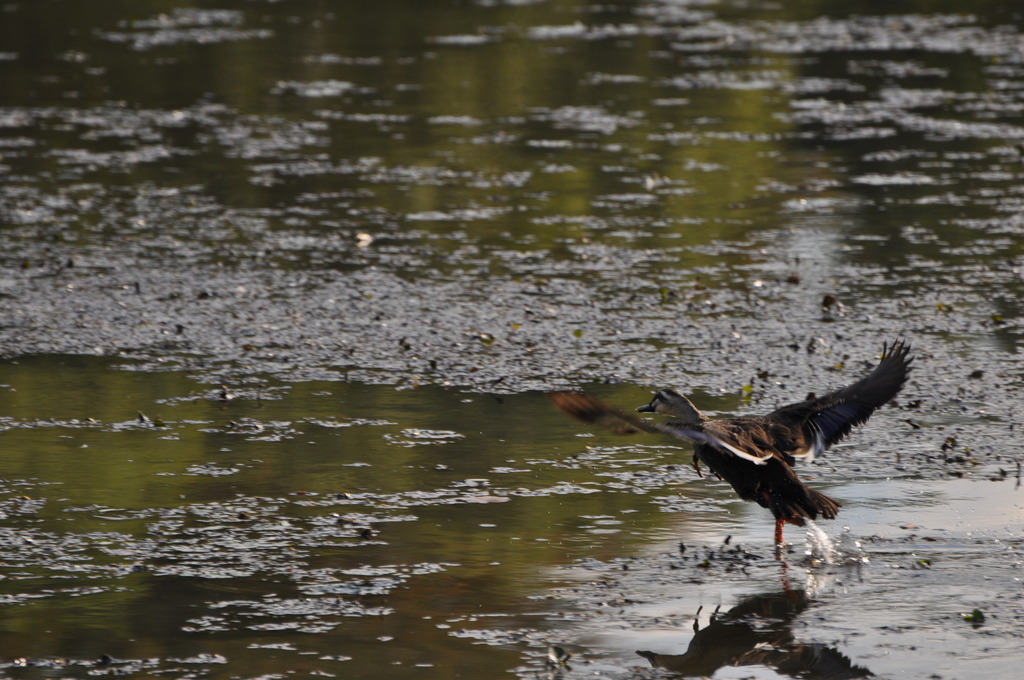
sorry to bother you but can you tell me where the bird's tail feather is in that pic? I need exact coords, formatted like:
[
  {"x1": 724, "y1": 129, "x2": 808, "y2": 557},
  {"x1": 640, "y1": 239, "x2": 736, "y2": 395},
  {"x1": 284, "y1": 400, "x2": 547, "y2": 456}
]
[
  {"x1": 807, "y1": 488, "x2": 841, "y2": 519},
  {"x1": 775, "y1": 488, "x2": 841, "y2": 526}
]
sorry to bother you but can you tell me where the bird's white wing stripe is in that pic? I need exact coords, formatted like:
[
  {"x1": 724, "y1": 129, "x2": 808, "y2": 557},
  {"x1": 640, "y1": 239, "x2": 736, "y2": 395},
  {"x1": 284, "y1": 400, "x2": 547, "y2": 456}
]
[
  {"x1": 654, "y1": 422, "x2": 772, "y2": 466},
  {"x1": 707, "y1": 434, "x2": 772, "y2": 466}
]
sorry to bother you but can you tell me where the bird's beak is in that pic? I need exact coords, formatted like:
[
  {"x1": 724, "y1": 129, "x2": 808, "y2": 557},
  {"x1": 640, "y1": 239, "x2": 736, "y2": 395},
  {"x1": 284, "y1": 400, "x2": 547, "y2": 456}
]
[{"x1": 636, "y1": 402, "x2": 655, "y2": 413}]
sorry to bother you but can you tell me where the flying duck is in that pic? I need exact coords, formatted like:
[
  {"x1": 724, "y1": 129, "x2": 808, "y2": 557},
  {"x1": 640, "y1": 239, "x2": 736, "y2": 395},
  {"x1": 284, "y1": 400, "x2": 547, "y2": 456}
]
[{"x1": 548, "y1": 340, "x2": 913, "y2": 546}]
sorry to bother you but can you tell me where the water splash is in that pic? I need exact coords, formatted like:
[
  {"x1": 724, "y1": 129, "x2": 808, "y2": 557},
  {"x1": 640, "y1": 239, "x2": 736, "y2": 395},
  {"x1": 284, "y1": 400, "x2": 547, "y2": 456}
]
[
  {"x1": 803, "y1": 524, "x2": 872, "y2": 596},
  {"x1": 804, "y1": 519, "x2": 837, "y2": 565},
  {"x1": 804, "y1": 522, "x2": 870, "y2": 566},
  {"x1": 836, "y1": 526, "x2": 870, "y2": 565}
]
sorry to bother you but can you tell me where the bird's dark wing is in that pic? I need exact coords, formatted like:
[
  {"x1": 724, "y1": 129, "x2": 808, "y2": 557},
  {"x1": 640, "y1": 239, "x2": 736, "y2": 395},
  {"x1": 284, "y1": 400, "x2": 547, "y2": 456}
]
[
  {"x1": 768, "y1": 339, "x2": 912, "y2": 458},
  {"x1": 548, "y1": 392, "x2": 773, "y2": 465},
  {"x1": 547, "y1": 391, "x2": 663, "y2": 435}
]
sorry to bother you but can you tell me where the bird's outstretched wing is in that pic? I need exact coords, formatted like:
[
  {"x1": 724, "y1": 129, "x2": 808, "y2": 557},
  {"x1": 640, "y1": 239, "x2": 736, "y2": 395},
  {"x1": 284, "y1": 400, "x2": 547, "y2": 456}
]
[
  {"x1": 548, "y1": 391, "x2": 658, "y2": 435},
  {"x1": 548, "y1": 391, "x2": 773, "y2": 465},
  {"x1": 768, "y1": 339, "x2": 913, "y2": 459}
]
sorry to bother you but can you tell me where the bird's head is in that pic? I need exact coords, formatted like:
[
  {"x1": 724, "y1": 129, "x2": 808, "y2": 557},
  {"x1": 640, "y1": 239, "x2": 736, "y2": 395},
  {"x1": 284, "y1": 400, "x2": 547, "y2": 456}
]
[{"x1": 637, "y1": 388, "x2": 704, "y2": 425}]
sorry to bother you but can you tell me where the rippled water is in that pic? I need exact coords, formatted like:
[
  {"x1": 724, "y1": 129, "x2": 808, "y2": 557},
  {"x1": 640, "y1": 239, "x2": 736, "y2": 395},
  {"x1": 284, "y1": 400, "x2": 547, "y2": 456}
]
[{"x1": 3, "y1": 1, "x2": 1024, "y2": 678}]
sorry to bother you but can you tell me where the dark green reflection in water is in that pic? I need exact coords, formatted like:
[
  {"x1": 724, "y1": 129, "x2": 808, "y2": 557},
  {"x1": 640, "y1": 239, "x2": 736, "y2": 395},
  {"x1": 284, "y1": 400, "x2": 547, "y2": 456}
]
[{"x1": 0, "y1": 355, "x2": 739, "y2": 677}]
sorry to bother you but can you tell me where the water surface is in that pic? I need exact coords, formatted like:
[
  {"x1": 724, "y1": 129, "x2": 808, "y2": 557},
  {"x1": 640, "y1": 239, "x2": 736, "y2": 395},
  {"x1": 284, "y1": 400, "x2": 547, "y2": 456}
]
[{"x1": 3, "y1": 1, "x2": 1024, "y2": 678}]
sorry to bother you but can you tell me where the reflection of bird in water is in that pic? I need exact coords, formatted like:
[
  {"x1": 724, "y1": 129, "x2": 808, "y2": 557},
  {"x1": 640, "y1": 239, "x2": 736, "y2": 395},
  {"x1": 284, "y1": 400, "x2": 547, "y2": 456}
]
[
  {"x1": 549, "y1": 340, "x2": 912, "y2": 547},
  {"x1": 637, "y1": 590, "x2": 873, "y2": 679}
]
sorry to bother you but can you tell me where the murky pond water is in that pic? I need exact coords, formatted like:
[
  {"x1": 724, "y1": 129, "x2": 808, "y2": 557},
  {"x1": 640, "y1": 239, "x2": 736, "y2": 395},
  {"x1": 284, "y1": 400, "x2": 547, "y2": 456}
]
[
  {"x1": 3, "y1": 0, "x2": 1024, "y2": 678},
  {"x1": 1, "y1": 356, "x2": 1022, "y2": 679}
]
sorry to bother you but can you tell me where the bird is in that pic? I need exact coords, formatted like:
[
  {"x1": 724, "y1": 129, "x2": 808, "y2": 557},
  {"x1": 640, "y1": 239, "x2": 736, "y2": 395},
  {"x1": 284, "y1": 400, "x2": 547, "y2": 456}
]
[{"x1": 548, "y1": 339, "x2": 912, "y2": 547}]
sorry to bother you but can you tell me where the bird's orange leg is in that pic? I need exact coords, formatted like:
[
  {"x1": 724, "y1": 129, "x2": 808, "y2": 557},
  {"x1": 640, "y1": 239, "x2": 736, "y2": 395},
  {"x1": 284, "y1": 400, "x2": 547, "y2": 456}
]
[{"x1": 774, "y1": 518, "x2": 785, "y2": 548}]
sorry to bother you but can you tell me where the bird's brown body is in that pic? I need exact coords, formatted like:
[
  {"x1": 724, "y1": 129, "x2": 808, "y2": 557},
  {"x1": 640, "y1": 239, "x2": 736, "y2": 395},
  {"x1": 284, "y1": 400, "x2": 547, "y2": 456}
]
[{"x1": 549, "y1": 340, "x2": 913, "y2": 545}]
